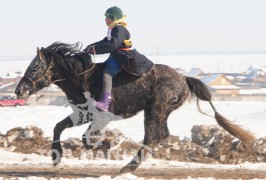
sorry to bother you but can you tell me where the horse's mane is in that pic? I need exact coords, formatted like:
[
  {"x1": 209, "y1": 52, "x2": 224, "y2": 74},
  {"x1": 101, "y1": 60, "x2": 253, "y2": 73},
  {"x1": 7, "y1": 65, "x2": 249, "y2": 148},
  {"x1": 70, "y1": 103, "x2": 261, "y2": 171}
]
[
  {"x1": 43, "y1": 42, "x2": 94, "y2": 80},
  {"x1": 45, "y1": 42, "x2": 83, "y2": 57}
]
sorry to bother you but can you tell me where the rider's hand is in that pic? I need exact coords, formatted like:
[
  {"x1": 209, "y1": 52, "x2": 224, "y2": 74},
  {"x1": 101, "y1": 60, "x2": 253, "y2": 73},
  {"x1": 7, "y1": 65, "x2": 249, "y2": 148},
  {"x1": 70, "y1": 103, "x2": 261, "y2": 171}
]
[{"x1": 85, "y1": 46, "x2": 95, "y2": 55}]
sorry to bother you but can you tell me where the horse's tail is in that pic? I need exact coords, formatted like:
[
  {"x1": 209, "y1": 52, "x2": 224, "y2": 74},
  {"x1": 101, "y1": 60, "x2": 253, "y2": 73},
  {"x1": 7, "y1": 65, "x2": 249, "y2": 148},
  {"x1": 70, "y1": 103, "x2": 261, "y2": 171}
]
[{"x1": 185, "y1": 76, "x2": 256, "y2": 143}]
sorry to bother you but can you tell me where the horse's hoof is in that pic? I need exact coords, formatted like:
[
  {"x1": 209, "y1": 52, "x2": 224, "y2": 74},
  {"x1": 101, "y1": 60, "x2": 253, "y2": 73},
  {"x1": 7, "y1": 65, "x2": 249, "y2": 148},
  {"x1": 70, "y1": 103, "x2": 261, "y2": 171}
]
[
  {"x1": 83, "y1": 143, "x2": 94, "y2": 149},
  {"x1": 51, "y1": 149, "x2": 62, "y2": 166},
  {"x1": 120, "y1": 162, "x2": 139, "y2": 173},
  {"x1": 52, "y1": 156, "x2": 61, "y2": 167},
  {"x1": 53, "y1": 161, "x2": 60, "y2": 167}
]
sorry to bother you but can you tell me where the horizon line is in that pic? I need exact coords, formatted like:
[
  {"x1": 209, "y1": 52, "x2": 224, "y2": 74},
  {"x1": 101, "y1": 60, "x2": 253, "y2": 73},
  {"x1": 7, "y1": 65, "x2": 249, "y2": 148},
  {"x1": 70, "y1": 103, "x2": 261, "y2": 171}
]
[{"x1": 1, "y1": 50, "x2": 266, "y2": 60}]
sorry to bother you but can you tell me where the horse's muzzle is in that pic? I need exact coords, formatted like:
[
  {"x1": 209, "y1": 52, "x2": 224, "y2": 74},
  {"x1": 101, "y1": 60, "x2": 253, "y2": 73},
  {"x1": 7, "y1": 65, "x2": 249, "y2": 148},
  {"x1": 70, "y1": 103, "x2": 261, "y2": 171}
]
[{"x1": 15, "y1": 84, "x2": 30, "y2": 100}]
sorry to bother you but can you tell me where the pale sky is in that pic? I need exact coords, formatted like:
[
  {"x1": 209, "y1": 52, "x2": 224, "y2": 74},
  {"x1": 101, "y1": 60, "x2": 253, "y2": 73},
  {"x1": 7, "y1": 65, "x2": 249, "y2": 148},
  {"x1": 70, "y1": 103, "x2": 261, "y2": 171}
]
[{"x1": 1, "y1": 0, "x2": 266, "y2": 56}]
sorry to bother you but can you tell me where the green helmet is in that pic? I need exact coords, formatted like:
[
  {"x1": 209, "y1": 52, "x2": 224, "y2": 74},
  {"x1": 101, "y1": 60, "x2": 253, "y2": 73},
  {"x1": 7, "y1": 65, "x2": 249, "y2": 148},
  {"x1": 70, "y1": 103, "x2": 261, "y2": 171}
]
[{"x1": 105, "y1": 6, "x2": 123, "y2": 21}]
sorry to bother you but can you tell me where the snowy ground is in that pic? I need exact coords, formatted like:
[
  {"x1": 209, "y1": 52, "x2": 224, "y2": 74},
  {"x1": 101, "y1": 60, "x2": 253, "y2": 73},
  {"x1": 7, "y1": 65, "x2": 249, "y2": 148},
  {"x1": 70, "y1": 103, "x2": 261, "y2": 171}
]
[
  {"x1": 0, "y1": 148, "x2": 266, "y2": 180},
  {"x1": 0, "y1": 101, "x2": 266, "y2": 179},
  {"x1": 0, "y1": 101, "x2": 266, "y2": 142}
]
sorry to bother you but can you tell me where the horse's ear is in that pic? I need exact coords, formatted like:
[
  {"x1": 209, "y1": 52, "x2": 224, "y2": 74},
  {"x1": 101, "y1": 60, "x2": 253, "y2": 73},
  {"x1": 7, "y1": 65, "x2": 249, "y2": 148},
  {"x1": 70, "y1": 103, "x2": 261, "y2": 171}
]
[{"x1": 37, "y1": 47, "x2": 45, "y2": 62}]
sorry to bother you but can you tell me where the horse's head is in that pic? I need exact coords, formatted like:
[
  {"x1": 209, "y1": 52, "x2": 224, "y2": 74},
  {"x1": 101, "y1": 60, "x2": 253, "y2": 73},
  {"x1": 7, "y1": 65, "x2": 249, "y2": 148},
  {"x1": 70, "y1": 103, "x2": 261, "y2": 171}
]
[{"x1": 15, "y1": 47, "x2": 54, "y2": 99}]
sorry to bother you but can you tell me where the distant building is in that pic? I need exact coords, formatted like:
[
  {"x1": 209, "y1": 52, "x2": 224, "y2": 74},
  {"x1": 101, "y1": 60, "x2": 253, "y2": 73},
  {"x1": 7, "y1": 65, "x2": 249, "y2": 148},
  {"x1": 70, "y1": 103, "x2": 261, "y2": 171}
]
[
  {"x1": 240, "y1": 65, "x2": 266, "y2": 87},
  {"x1": 0, "y1": 82, "x2": 18, "y2": 93},
  {"x1": 175, "y1": 68, "x2": 187, "y2": 75},
  {"x1": 201, "y1": 74, "x2": 240, "y2": 96},
  {"x1": 243, "y1": 73, "x2": 266, "y2": 84},
  {"x1": 0, "y1": 72, "x2": 22, "y2": 84},
  {"x1": 187, "y1": 68, "x2": 204, "y2": 78},
  {"x1": 246, "y1": 65, "x2": 266, "y2": 75}
]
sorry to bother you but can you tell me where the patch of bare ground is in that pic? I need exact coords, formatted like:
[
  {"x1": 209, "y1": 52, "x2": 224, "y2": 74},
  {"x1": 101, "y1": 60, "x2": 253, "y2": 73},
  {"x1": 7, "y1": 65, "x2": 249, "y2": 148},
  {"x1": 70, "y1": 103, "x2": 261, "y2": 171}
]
[{"x1": 0, "y1": 125, "x2": 266, "y2": 179}]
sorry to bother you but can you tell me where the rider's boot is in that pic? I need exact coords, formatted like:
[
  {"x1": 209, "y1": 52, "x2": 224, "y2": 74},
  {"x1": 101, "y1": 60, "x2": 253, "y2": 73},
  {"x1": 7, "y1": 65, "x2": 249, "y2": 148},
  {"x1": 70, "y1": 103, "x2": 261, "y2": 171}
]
[{"x1": 95, "y1": 92, "x2": 111, "y2": 112}]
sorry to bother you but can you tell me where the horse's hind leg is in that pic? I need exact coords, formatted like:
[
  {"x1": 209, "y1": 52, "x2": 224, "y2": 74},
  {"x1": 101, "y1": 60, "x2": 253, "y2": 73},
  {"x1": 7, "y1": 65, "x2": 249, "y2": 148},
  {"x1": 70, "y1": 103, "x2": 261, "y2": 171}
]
[
  {"x1": 144, "y1": 105, "x2": 172, "y2": 144},
  {"x1": 52, "y1": 116, "x2": 73, "y2": 165},
  {"x1": 120, "y1": 105, "x2": 172, "y2": 173},
  {"x1": 121, "y1": 76, "x2": 189, "y2": 173}
]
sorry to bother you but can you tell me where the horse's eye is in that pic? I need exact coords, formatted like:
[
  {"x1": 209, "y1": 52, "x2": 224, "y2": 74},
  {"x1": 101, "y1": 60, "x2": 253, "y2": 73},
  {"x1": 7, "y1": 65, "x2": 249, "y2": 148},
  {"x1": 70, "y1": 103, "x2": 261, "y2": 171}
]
[{"x1": 31, "y1": 68, "x2": 37, "y2": 73}]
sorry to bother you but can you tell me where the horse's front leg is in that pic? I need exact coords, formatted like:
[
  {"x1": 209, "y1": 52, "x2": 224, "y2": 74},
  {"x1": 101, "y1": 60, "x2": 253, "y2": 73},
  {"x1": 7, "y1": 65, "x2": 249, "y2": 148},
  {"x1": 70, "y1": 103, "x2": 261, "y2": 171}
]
[
  {"x1": 82, "y1": 115, "x2": 111, "y2": 149},
  {"x1": 52, "y1": 116, "x2": 73, "y2": 166}
]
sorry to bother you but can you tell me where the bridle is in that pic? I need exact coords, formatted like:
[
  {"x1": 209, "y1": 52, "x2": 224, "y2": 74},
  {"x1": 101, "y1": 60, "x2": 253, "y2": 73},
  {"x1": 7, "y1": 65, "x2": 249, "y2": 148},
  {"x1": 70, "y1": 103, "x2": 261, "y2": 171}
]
[
  {"x1": 24, "y1": 58, "x2": 64, "y2": 101},
  {"x1": 23, "y1": 54, "x2": 96, "y2": 101},
  {"x1": 24, "y1": 59, "x2": 54, "y2": 86}
]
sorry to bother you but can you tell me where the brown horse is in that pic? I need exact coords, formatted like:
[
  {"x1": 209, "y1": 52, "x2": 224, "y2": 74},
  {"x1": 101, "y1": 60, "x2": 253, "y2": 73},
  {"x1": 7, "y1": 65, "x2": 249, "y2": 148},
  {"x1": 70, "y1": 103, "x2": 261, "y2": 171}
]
[{"x1": 15, "y1": 42, "x2": 255, "y2": 173}]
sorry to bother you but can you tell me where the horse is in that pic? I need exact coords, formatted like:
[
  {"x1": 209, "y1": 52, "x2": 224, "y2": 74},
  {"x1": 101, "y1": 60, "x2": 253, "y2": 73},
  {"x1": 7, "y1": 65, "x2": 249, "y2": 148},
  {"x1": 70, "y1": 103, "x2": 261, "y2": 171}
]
[{"x1": 15, "y1": 42, "x2": 255, "y2": 173}]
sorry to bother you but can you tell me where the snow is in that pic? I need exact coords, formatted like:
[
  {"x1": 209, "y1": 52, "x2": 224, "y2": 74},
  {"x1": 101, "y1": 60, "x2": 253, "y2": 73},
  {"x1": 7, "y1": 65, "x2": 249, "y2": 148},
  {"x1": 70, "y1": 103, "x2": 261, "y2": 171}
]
[
  {"x1": 209, "y1": 85, "x2": 240, "y2": 89},
  {"x1": 0, "y1": 148, "x2": 266, "y2": 180},
  {"x1": 1, "y1": 102, "x2": 266, "y2": 180},
  {"x1": 240, "y1": 88, "x2": 266, "y2": 94},
  {"x1": 3, "y1": 150, "x2": 266, "y2": 172},
  {"x1": 0, "y1": 101, "x2": 266, "y2": 142},
  {"x1": 149, "y1": 54, "x2": 266, "y2": 73}
]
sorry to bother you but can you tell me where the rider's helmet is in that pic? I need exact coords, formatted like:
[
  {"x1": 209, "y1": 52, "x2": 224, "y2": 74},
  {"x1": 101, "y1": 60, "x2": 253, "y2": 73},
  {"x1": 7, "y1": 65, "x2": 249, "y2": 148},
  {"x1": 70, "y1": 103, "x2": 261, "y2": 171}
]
[{"x1": 105, "y1": 6, "x2": 123, "y2": 21}]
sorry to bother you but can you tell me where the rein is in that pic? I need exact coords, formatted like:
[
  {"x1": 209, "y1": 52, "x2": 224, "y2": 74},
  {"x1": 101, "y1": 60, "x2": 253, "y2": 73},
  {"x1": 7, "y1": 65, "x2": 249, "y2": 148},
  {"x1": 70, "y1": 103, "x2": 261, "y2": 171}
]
[
  {"x1": 34, "y1": 78, "x2": 66, "y2": 101},
  {"x1": 76, "y1": 54, "x2": 96, "y2": 76},
  {"x1": 24, "y1": 60, "x2": 65, "y2": 101}
]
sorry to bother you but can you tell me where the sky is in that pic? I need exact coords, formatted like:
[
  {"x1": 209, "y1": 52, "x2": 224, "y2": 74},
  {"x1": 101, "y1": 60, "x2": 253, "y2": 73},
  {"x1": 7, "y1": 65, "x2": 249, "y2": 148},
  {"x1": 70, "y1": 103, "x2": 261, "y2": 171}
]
[{"x1": 1, "y1": 0, "x2": 266, "y2": 57}]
